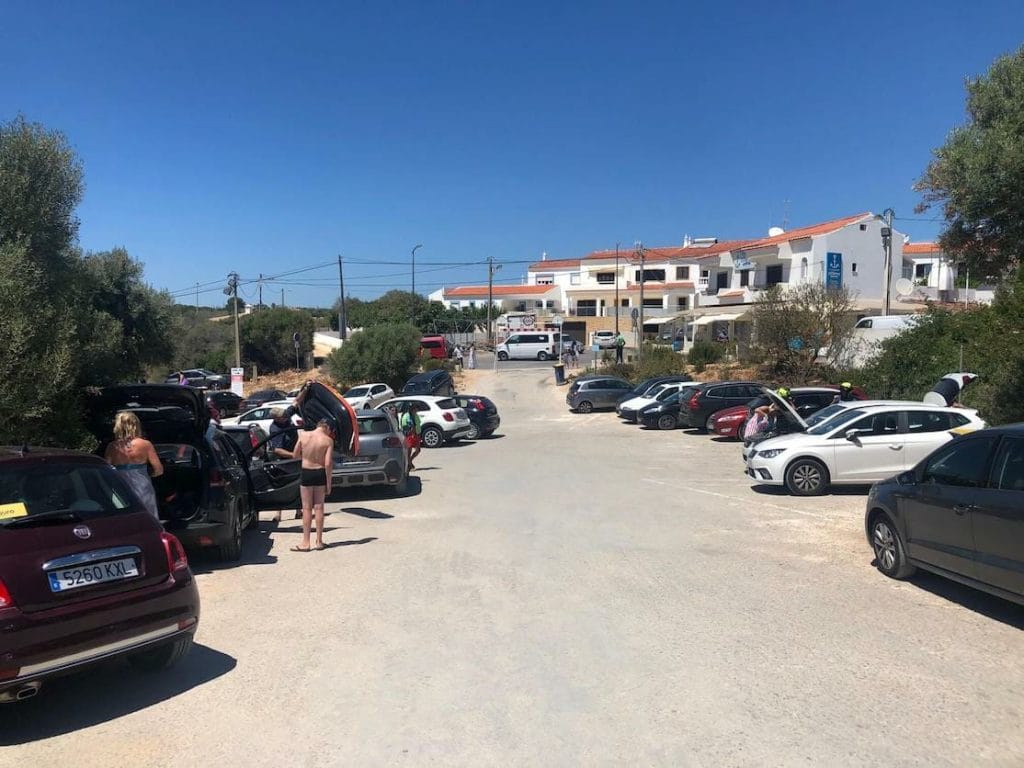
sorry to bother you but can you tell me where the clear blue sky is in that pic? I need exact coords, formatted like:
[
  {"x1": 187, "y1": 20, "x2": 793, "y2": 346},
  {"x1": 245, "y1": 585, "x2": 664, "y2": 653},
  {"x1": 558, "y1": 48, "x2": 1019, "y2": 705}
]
[{"x1": 3, "y1": 1, "x2": 1022, "y2": 306}]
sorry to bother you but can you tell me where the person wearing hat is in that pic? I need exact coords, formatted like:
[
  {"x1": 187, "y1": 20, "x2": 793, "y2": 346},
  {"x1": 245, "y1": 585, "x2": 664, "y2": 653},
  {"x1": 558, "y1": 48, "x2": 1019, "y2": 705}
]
[{"x1": 832, "y1": 382, "x2": 857, "y2": 404}]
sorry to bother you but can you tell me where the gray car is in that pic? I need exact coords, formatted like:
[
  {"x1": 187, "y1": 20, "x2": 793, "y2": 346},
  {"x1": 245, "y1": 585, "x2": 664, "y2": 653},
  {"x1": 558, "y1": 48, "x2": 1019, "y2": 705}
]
[
  {"x1": 566, "y1": 375, "x2": 633, "y2": 413},
  {"x1": 331, "y1": 408, "x2": 410, "y2": 496}
]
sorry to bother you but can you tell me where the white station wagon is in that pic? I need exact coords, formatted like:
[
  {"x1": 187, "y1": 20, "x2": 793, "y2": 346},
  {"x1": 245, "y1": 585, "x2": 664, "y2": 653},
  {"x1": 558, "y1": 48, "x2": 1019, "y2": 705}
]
[{"x1": 745, "y1": 401, "x2": 986, "y2": 495}]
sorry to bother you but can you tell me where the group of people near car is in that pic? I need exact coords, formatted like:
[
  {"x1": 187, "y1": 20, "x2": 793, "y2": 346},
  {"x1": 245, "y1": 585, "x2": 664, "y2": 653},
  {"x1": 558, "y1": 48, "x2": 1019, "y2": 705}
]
[{"x1": 452, "y1": 344, "x2": 477, "y2": 370}]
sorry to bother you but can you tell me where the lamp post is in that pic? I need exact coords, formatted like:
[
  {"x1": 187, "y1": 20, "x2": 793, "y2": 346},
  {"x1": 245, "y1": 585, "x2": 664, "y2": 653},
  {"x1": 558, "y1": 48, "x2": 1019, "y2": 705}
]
[
  {"x1": 635, "y1": 241, "x2": 646, "y2": 364},
  {"x1": 411, "y1": 244, "x2": 422, "y2": 325},
  {"x1": 614, "y1": 242, "x2": 620, "y2": 334},
  {"x1": 880, "y1": 209, "x2": 894, "y2": 315}
]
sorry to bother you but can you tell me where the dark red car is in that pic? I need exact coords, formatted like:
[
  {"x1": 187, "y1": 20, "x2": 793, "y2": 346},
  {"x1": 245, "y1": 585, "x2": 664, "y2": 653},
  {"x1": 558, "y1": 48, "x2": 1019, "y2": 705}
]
[
  {"x1": 710, "y1": 386, "x2": 868, "y2": 439},
  {"x1": 0, "y1": 449, "x2": 200, "y2": 703}
]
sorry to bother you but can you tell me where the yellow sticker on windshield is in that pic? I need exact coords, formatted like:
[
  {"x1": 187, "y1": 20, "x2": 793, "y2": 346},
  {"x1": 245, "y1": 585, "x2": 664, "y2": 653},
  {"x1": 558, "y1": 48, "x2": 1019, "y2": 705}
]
[{"x1": 0, "y1": 502, "x2": 28, "y2": 520}]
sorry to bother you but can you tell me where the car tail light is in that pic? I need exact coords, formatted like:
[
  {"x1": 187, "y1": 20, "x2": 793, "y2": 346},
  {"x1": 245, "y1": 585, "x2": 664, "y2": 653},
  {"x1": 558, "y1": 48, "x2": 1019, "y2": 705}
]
[
  {"x1": 161, "y1": 532, "x2": 190, "y2": 573},
  {"x1": 443, "y1": 412, "x2": 454, "y2": 422},
  {"x1": 383, "y1": 436, "x2": 401, "y2": 448},
  {"x1": 0, "y1": 577, "x2": 14, "y2": 609},
  {"x1": 209, "y1": 469, "x2": 228, "y2": 488},
  {"x1": 249, "y1": 430, "x2": 260, "y2": 449},
  {"x1": 688, "y1": 392, "x2": 701, "y2": 411}
]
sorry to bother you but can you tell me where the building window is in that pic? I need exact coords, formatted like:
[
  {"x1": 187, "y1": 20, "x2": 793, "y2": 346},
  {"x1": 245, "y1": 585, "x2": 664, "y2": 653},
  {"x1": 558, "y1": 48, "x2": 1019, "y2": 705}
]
[
  {"x1": 915, "y1": 263, "x2": 932, "y2": 279},
  {"x1": 740, "y1": 270, "x2": 750, "y2": 287},
  {"x1": 766, "y1": 264, "x2": 784, "y2": 285},
  {"x1": 514, "y1": 302, "x2": 527, "y2": 312},
  {"x1": 569, "y1": 272, "x2": 581, "y2": 285},
  {"x1": 852, "y1": 262, "x2": 858, "y2": 275},
  {"x1": 642, "y1": 297, "x2": 662, "y2": 308},
  {"x1": 545, "y1": 300, "x2": 555, "y2": 309},
  {"x1": 676, "y1": 296, "x2": 689, "y2": 310},
  {"x1": 596, "y1": 272, "x2": 615, "y2": 284},
  {"x1": 468, "y1": 301, "x2": 476, "y2": 309},
  {"x1": 634, "y1": 269, "x2": 666, "y2": 283},
  {"x1": 535, "y1": 301, "x2": 544, "y2": 308},
  {"x1": 675, "y1": 265, "x2": 690, "y2": 280},
  {"x1": 576, "y1": 299, "x2": 597, "y2": 316},
  {"x1": 715, "y1": 272, "x2": 728, "y2": 290},
  {"x1": 535, "y1": 273, "x2": 554, "y2": 285},
  {"x1": 800, "y1": 257, "x2": 808, "y2": 280},
  {"x1": 620, "y1": 298, "x2": 629, "y2": 307}
]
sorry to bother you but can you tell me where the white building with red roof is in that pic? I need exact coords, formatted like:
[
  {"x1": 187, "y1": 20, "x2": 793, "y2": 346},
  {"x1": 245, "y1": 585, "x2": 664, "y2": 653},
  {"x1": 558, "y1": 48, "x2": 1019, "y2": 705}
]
[{"x1": 428, "y1": 283, "x2": 562, "y2": 313}]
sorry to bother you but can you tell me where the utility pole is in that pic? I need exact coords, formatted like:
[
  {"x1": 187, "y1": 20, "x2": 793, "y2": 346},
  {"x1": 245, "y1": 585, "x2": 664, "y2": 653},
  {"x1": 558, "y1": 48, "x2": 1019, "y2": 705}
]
[
  {"x1": 258, "y1": 273, "x2": 263, "y2": 310},
  {"x1": 337, "y1": 254, "x2": 347, "y2": 340},
  {"x1": 636, "y1": 241, "x2": 646, "y2": 364},
  {"x1": 194, "y1": 282, "x2": 199, "y2": 317},
  {"x1": 881, "y1": 208, "x2": 895, "y2": 315},
  {"x1": 225, "y1": 272, "x2": 241, "y2": 368},
  {"x1": 281, "y1": 288, "x2": 285, "y2": 308},
  {"x1": 487, "y1": 256, "x2": 502, "y2": 347},
  {"x1": 411, "y1": 244, "x2": 422, "y2": 326},
  {"x1": 614, "y1": 242, "x2": 621, "y2": 334}
]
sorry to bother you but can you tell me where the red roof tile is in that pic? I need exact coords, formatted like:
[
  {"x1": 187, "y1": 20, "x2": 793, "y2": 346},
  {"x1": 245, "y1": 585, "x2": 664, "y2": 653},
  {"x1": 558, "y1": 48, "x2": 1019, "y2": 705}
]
[
  {"x1": 527, "y1": 258, "x2": 581, "y2": 270},
  {"x1": 444, "y1": 284, "x2": 556, "y2": 298},
  {"x1": 580, "y1": 241, "x2": 754, "y2": 263},
  {"x1": 903, "y1": 242, "x2": 942, "y2": 255},
  {"x1": 739, "y1": 213, "x2": 873, "y2": 251}
]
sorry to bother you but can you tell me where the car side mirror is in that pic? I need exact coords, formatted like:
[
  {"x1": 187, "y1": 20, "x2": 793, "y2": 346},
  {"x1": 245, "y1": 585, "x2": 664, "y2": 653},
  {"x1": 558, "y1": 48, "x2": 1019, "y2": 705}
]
[
  {"x1": 845, "y1": 429, "x2": 862, "y2": 445},
  {"x1": 897, "y1": 470, "x2": 917, "y2": 485}
]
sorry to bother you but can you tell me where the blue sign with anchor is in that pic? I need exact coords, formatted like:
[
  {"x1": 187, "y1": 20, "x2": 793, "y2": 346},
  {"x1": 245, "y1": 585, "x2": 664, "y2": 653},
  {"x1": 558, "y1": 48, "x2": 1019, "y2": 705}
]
[{"x1": 826, "y1": 252, "x2": 842, "y2": 290}]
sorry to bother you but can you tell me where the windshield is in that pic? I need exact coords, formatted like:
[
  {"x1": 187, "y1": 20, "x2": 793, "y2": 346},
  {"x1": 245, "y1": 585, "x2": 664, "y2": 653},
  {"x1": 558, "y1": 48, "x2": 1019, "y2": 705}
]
[
  {"x1": 357, "y1": 416, "x2": 394, "y2": 435},
  {"x1": 642, "y1": 383, "x2": 670, "y2": 398},
  {"x1": 0, "y1": 462, "x2": 136, "y2": 526},
  {"x1": 655, "y1": 386, "x2": 681, "y2": 402},
  {"x1": 806, "y1": 407, "x2": 867, "y2": 435},
  {"x1": 805, "y1": 403, "x2": 844, "y2": 427},
  {"x1": 345, "y1": 386, "x2": 369, "y2": 397}
]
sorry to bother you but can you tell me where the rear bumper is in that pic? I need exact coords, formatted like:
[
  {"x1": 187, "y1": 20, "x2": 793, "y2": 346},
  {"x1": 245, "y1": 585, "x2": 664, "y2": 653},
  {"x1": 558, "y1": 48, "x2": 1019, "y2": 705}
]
[
  {"x1": 446, "y1": 426, "x2": 473, "y2": 441},
  {"x1": 332, "y1": 457, "x2": 405, "y2": 487},
  {"x1": 0, "y1": 573, "x2": 200, "y2": 694}
]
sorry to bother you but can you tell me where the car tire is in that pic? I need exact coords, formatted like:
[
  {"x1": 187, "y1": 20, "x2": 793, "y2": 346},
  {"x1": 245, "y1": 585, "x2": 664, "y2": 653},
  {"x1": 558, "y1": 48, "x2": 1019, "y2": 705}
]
[
  {"x1": 784, "y1": 458, "x2": 830, "y2": 496},
  {"x1": 537, "y1": 351, "x2": 549, "y2": 361},
  {"x1": 217, "y1": 503, "x2": 243, "y2": 562},
  {"x1": 870, "y1": 513, "x2": 916, "y2": 579},
  {"x1": 127, "y1": 634, "x2": 194, "y2": 672},
  {"x1": 243, "y1": 498, "x2": 259, "y2": 531},
  {"x1": 497, "y1": 351, "x2": 509, "y2": 361},
  {"x1": 465, "y1": 423, "x2": 481, "y2": 440},
  {"x1": 657, "y1": 413, "x2": 677, "y2": 430},
  {"x1": 392, "y1": 472, "x2": 409, "y2": 497},
  {"x1": 421, "y1": 426, "x2": 444, "y2": 449},
  {"x1": 576, "y1": 401, "x2": 593, "y2": 414},
  {"x1": 704, "y1": 413, "x2": 719, "y2": 432},
  {"x1": 736, "y1": 418, "x2": 749, "y2": 441}
]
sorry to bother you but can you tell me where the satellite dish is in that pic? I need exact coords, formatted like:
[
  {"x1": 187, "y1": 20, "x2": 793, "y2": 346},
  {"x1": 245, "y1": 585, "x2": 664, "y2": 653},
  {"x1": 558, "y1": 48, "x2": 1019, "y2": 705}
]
[
  {"x1": 895, "y1": 278, "x2": 914, "y2": 296},
  {"x1": 768, "y1": 226, "x2": 785, "y2": 237}
]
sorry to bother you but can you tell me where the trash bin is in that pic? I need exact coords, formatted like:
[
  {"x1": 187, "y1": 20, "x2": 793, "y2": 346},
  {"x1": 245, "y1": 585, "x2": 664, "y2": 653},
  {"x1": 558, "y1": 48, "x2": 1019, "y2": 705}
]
[
  {"x1": 553, "y1": 362, "x2": 566, "y2": 385},
  {"x1": 672, "y1": 340, "x2": 683, "y2": 352}
]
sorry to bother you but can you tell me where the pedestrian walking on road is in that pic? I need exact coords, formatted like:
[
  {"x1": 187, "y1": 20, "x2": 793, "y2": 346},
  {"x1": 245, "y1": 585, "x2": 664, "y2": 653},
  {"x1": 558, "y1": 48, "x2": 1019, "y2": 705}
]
[
  {"x1": 615, "y1": 333, "x2": 626, "y2": 364},
  {"x1": 453, "y1": 344, "x2": 464, "y2": 370},
  {"x1": 565, "y1": 343, "x2": 578, "y2": 369},
  {"x1": 292, "y1": 419, "x2": 334, "y2": 552},
  {"x1": 467, "y1": 344, "x2": 477, "y2": 369},
  {"x1": 105, "y1": 411, "x2": 163, "y2": 519},
  {"x1": 399, "y1": 405, "x2": 423, "y2": 470}
]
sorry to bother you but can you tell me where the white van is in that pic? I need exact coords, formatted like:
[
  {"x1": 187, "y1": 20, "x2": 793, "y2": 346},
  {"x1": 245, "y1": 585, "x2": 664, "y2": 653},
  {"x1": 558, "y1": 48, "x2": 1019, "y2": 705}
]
[
  {"x1": 853, "y1": 315, "x2": 918, "y2": 331},
  {"x1": 496, "y1": 331, "x2": 561, "y2": 361}
]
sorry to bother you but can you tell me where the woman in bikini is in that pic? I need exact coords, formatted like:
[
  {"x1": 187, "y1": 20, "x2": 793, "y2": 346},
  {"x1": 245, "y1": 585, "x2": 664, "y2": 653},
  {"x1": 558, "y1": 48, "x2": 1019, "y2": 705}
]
[
  {"x1": 105, "y1": 411, "x2": 164, "y2": 518},
  {"x1": 292, "y1": 418, "x2": 335, "y2": 552}
]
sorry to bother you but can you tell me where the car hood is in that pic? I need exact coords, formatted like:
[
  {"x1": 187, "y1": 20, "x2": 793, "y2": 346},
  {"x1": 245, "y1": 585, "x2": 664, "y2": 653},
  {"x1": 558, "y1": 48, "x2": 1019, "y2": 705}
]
[
  {"x1": 758, "y1": 387, "x2": 809, "y2": 430},
  {"x1": 621, "y1": 395, "x2": 657, "y2": 409},
  {"x1": 87, "y1": 384, "x2": 209, "y2": 444},
  {"x1": 297, "y1": 381, "x2": 360, "y2": 455}
]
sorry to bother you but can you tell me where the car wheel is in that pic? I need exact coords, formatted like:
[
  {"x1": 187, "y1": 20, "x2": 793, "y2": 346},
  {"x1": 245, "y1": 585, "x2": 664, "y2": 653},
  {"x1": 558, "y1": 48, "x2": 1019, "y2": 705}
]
[
  {"x1": 127, "y1": 634, "x2": 194, "y2": 672},
  {"x1": 736, "y1": 418, "x2": 749, "y2": 441},
  {"x1": 784, "y1": 458, "x2": 829, "y2": 496},
  {"x1": 217, "y1": 503, "x2": 243, "y2": 562},
  {"x1": 465, "y1": 423, "x2": 481, "y2": 440},
  {"x1": 576, "y1": 400, "x2": 593, "y2": 414},
  {"x1": 392, "y1": 472, "x2": 409, "y2": 497},
  {"x1": 705, "y1": 413, "x2": 718, "y2": 432},
  {"x1": 497, "y1": 351, "x2": 509, "y2": 361},
  {"x1": 657, "y1": 414, "x2": 677, "y2": 430},
  {"x1": 870, "y1": 513, "x2": 916, "y2": 579},
  {"x1": 537, "y1": 351, "x2": 549, "y2": 361},
  {"x1": 243, "y1": 498, "x2": 259, "y2": 531},
  {"x1": 421, "y1": 425, "x2": 444, "y2": 449}
]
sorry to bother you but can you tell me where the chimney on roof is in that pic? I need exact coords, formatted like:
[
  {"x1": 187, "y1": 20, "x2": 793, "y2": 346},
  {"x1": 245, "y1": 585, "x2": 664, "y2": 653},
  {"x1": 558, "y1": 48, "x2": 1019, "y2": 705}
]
[
  {"x1": 682, "y1": 234, "x2": 692, "y2": 247},
  {"x1": 541, "y1": 251, "x2": 547, "y2": 261}
]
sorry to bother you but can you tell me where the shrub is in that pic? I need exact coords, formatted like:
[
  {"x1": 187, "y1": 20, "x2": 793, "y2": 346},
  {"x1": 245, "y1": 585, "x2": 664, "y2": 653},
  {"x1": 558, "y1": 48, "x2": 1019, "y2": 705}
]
[
  {"x1": 636, "y1": 343, "x2": 688, "y2": 380},
  {"x1": 325, "y1": 323, "x2": 421, "y2": 390},
  {"x1": 420, "y1": 357, "x2": 455, "y2": 373},
  {"x1": 688, "y1": 340, "x2": 723, "y2": 372}
]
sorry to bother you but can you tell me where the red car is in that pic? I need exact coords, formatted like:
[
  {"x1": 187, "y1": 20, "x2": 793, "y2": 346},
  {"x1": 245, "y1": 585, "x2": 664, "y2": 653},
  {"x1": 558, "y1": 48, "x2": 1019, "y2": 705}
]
[
  {"x1": 710, "y1": 386, "x2": 867, "y2": 440},
  {"x1": 0, "y1": 449, "x2": 200, "y2": 703}
]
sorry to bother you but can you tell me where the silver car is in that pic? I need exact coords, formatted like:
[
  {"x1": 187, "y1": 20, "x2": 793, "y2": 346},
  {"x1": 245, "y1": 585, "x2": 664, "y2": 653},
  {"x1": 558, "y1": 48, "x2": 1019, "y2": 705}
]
[{"x1": 331, "y1": 408, "x2": 410, "y2": 496}]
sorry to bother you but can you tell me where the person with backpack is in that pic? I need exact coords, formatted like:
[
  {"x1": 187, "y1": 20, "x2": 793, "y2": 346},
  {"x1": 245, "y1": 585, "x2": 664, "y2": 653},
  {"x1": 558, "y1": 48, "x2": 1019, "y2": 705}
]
[{"x1": 399, "y1": 404, "x2": 423, "y2": 470}]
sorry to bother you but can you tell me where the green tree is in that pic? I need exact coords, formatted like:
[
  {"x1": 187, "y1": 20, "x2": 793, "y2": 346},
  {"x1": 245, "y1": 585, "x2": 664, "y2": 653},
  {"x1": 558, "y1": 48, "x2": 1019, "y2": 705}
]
[
  {"x1": 239, "y1": 307, "x2": 315, "y2": 373},
  {"x1": 916, "y1": 46, "x2": 1024, "y2": 278},
  {"x1": 325, "y1": 324, "x2": 421, "y2": 390},
  {"x1": 226, "y1": 296, "x2": 246, "y2": 313}
]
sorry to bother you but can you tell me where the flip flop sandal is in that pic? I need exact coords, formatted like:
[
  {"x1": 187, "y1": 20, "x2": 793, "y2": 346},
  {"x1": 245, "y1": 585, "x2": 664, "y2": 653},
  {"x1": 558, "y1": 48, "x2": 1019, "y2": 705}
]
[
  {"x1": 314, "y1": 544, "x2": 327, "y2": 551},
  {"x1": 290, "y1": 546, "x2": 311, "y2": 553}
]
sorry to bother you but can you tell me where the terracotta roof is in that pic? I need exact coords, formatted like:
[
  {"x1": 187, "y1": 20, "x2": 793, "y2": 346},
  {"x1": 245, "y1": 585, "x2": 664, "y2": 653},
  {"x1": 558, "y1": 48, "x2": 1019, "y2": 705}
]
[
  {"x1": 904, "y1": 242, "x2": 942, "y2": 255},
  {"x1": 566, "y1": 281, "x2": 694, "y2": 293},
  {"x1": 580, "y1": 241, "x2": 754, "y2": 263},
  {"x1": 444, "y1": 284, "x2": 556, "y2": 298},
  {"x1": 527, "y1": 258, "x2": 581, "y2": 271},
  {"x1": 738, "y1": 213, "x2": 873, "y2": 251}
]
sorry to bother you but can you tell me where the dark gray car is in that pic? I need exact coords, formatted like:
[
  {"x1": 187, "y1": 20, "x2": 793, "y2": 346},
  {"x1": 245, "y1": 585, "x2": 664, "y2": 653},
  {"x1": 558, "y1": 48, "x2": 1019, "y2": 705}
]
[
  {"x1": 865, "y1": 425, "x2": 1024, "y2": 606},
  {"x1": 332, "y1": 408, "x2": 410, "y2": 496},
  {"x1": 566, "y1": 375, "x2": 633, "y2": 413}
]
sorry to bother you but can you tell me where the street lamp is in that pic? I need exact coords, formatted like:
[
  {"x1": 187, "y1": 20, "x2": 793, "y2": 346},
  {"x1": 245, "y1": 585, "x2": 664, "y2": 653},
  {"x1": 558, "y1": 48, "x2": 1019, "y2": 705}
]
[
  {"x1": 411, "y1": 244, "x2": 422, "y2": 325},
  {"x1": 614, "y1": 242, "x2": 620, "y2": 334}
]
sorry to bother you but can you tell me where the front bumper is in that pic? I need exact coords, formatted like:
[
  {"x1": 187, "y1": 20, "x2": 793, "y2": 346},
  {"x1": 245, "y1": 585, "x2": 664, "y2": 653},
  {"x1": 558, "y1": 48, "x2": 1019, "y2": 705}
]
[{"x1": 745, "y1": 457, "x2": 784, "y2": 485}]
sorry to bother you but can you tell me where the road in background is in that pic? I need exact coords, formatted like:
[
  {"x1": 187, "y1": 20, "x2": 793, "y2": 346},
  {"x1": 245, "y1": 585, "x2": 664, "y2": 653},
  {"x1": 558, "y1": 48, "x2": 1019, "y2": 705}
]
[{"x1": 6, "y1": 365, "x2": 1024, "y2": 766}]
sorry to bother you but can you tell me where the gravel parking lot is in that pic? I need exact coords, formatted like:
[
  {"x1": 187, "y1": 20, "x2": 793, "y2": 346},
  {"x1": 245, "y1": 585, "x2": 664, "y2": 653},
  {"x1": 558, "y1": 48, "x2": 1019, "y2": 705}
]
[{"x1": 5, "y1": 366, "x2": 1024, "y2": 766}]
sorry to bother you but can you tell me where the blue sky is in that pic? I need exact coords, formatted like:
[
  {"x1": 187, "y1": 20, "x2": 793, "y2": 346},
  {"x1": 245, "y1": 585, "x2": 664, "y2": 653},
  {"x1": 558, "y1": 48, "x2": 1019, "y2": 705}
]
[{"x1": 3, "y1": 1, "x2": 1023, "y2": 306}]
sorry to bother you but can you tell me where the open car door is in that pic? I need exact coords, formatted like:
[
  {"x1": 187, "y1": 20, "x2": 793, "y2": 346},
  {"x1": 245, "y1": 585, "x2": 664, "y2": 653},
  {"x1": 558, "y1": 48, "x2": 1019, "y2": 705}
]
[{"x1": 240, "y1": 429, "x2": 302, "y2": 512}]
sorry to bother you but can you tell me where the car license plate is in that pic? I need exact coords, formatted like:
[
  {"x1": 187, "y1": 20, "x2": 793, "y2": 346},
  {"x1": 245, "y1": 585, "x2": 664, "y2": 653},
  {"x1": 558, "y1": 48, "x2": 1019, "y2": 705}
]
[{"x1": 47, "y1": 557, "x2": 139, "y2": 593}]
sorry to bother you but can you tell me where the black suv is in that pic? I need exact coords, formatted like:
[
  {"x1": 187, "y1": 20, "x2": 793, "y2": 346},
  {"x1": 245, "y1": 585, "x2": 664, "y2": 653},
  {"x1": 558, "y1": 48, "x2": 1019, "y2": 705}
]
[
  {"x1": 866, "y1": 425, "x2": 1024, "y2": 606},
  {"x1": 680, "y1": 381, "x2": 764, "y2": 431},
  {"x1": 400, "y1": 370, "x2": 456, "y2": 397}
]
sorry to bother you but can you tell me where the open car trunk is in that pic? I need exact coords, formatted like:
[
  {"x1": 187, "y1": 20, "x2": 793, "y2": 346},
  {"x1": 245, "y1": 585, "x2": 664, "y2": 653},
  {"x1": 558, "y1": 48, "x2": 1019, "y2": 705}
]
[{"x1": 152, "y1": 444, "x2": 205, "y2": 524}]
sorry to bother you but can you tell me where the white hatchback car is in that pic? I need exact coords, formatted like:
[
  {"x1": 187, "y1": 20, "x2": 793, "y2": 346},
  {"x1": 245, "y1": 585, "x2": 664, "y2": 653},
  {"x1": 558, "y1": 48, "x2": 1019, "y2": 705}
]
[
  {"x1": 343, "y1": 383, "x2": 395, "y2": 410},
  {"x1": 616, "y1": 382, "x2": 689, "y2": 422},
  {"x1": 594, "y1": 330, "x2": 617, "y2": 349},
  {"x1": 745, "y1": 401, "x2": 986, "y2": 495},
  {"x1": 220, "y1": 400, "x2": 300, "y2": 432},
  {"x1": 379, "y1": 395, "x2": 473, "y2": 448}
]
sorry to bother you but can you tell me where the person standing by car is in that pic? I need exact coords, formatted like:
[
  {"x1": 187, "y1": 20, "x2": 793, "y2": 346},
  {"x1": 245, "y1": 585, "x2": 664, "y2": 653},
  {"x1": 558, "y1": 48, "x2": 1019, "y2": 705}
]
[
  {"x1": 268, "y1": 406, "x2": 298, "y2": 459},
  {"x1": 467, "y1": 343, "x2": 477, "y2": 369},
  {"x1": 291, "y1": 419, "x2": 335, "y2": 552},
  {"x1": 176, "y1": 370, "x2": 188, "y2": 385},
  {"x1": 832, "y1": 381, "x2": 857, "y2": 404},
  {"x1": 105, "y1": 411, "x2": 164, "y2": 519},
  {"x1": 399, "y1": 404, "x2": 423, "y2": 470},
  {"x1": 453, "y1": 344, "x2": 464, "y2": 370},
  {"x1": 615, "y1": 333, "x2": 626, "y2": 364}
]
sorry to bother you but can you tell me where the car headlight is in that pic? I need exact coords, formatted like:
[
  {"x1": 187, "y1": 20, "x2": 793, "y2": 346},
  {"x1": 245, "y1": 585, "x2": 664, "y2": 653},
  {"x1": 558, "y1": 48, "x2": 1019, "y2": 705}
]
[{"x1": 757, "y1": 448, "x2": 786, "y2": 459}]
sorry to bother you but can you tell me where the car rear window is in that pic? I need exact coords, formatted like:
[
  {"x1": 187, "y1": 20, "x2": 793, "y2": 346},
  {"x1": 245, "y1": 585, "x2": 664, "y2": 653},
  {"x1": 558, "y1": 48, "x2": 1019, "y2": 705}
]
[
  {"x1": 0, "y1": 461, "x2": 136, "y2": 526},
  {"x1": 421, "y1": 339, "x2": 443, "y2": 348},
  {"x1": 357, "y1": 416, "x2": 393, "y2": 435},
  {"x1": 436, "y1": 398, "x2": 457, "y2": 410}
]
